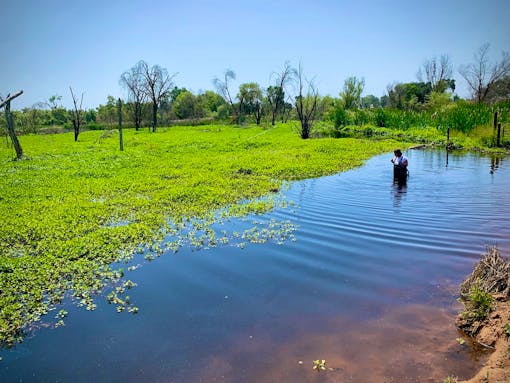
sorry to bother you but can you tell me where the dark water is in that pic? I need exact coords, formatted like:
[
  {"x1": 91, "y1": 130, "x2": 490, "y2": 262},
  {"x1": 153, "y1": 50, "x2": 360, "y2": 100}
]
[{"x1": 1, "y1": 149, "x2": 509, "y2": 383}]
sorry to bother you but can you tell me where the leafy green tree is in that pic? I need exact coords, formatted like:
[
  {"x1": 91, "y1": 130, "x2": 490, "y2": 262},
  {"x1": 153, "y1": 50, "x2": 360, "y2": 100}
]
[
  {"x1": 216, "y1": 104, "x2": 231, "y2": 120},
  {"x1": 386, "y1": 82, "x2": 432, "y2": 110},
  {"x1": 238, "y1": 83, "x2": 263, "y2": 125},
  {"x1": 172, "y1": 91, "x2": 207, "y2": 120},
  {"x1": 201, "y1": 90, "x2": 226, "y2": 114},
  {"x1": 169, "y1": 87, "x2": 187, "y2": 103},
  {"x1": 331, "y1": 106, "x2": 349, "y2": 128},
  {"x1": 44, "y1": 95, "x2": 67, "y2": 125},
  {"x1": 317, "y1": 95, "x2": 336, "y2": 120},
  {"x1": 361, "y1": 95, "x2": 380, "y2": 108},
  {"x1": 339, "y1": 76, "x2": 365, "y2": 109},
  {"x1": 85, "y1": 109, "x2": 97, "y2": 123},
  {"x1": 96, "y1": 96, "x2": 117, "y2": 126},
  {"x1": 19, "y1": 106, "x2": 49, "y2": 133}
]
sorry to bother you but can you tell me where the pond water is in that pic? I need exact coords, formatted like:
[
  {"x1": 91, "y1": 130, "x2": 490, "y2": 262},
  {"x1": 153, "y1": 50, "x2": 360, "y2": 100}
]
[{"x1": 1, "y1": 149, "x2": 510, "y2": 383}]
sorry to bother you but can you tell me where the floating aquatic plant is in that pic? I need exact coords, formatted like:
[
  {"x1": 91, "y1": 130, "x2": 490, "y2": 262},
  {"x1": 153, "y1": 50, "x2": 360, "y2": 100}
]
[{"x1": 0, "y1": 123, "x2": 400, "y2": 347}]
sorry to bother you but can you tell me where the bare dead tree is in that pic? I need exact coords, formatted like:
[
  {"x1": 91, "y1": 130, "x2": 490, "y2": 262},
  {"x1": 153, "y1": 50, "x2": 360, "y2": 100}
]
[
  {"x1": 459, "y1": 43, "x2": 510, "y2": 103},
  {"x1": 140, "y1": 61, "x2": 176, "y2": 132},
  {"x1": 120, "y1": 61, "x2": 147, "y2": 131},
  {"x1": 267, "y1": 61, "x2": 294, "y2": 125},
  {"x1": 0, "y1": 90, "x2": 24, "y2": 159},
  {"x1": 294, "y1": 64, "x2": 319, "y2": 139},
  {"x1": 213, "y1": 69, "x2": 237, "y2": 123},
  {"x1": 417, "y1": 55, "x2": 454, "y2": 92},
  {"x1": 69, "y1": 87, "x2": 84, "y2": 142}
]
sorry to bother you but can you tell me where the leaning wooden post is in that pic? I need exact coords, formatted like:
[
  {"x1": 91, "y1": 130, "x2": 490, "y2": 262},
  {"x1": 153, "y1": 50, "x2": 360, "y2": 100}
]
[
  {"x1": 493, "y1": 111, "x2": 498, "y2": 132},
  {"x1": 117, "y1": 98, "x2": 124, "y2": 151},
  {"x1": 446, "y1": 127, "x2": 450, "y2": 146},
  {"x1": 0, "y1": 90, "x2": 24, "y2": 160},
  {"x1": 497, "y1": 123, "x2": 501, "y2": 147}
]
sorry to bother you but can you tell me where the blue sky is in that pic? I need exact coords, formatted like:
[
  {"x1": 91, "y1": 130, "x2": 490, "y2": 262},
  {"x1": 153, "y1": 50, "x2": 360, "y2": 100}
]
[{"x1": 2, "y1": 0, "x2": 509, "y2": 109}]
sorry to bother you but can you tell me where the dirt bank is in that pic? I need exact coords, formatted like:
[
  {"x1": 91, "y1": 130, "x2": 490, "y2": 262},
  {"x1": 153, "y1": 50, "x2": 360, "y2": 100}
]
[
  {"x1": 458, "y1": 298, "x2": 510, "y2": 383},
  {"x1": 455, "y1": 246, "x2": 510, "y2": 383}
]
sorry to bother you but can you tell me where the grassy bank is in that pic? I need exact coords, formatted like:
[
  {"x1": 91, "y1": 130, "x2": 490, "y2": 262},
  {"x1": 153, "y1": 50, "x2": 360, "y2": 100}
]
[{"x1": 0, "y1": 123, "x2": 404, "y2": 347}]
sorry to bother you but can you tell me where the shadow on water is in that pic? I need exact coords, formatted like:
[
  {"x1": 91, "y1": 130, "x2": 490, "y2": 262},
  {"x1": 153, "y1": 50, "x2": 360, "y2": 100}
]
[{"x1": 1, "y1": 149, "x2": 510, "y2": 383}]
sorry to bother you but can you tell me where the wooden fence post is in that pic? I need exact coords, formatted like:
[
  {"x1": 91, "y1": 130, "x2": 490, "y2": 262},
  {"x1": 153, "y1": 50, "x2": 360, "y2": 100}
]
[
  {"x1": 118, "y1": 98, "x2": 123, "y2": 151},
  {"x1": 0, "y1": 90, "x2": 24, "y2": 160}
]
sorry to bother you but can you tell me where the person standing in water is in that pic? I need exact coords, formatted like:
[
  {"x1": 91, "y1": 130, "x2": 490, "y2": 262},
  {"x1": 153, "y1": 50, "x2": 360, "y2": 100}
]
[{"x1": 391, "y1": 149, "x2": 408, "y2": 182}]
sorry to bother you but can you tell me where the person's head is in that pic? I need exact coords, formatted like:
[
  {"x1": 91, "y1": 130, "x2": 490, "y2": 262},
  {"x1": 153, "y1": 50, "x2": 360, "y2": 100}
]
[{"x1": 394, "y1": 149, "x2": 402, "y2": 157}]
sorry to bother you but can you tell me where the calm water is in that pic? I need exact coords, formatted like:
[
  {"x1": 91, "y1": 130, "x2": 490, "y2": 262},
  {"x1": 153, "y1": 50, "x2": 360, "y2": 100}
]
[{"x1": 1, "y1": 149, "x2": 509, "y2": 383}]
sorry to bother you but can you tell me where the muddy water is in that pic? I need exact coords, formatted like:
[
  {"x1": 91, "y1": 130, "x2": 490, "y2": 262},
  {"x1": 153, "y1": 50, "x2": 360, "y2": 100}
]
[{"x1": 1, "y1": 149, "x2": 509, "y2": 383}]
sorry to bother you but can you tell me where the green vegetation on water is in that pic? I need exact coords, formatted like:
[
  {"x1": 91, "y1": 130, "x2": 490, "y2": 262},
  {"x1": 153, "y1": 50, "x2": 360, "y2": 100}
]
[{"x1": 0, "y1": 123, "x2": 404, "y2": 347}]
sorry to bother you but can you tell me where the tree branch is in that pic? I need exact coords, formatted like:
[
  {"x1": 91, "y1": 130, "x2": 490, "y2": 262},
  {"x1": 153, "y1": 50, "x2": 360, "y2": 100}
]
[{"x1": 0, "y1": 90, "x2": 23, "y2": 109}]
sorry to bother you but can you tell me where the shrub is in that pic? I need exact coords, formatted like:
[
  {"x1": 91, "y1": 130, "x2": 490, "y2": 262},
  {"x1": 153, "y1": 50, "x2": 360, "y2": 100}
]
[
  {"x1": 374, "y1": 108, "x2": 388, "y2": 127},
  {"x1": 352, "y1": 109, "x2": 370, "y2": 126},
  {"x1": 462, "y1": 282, "x2": 493, "y2": 321},
  {"x1": 86, "y1": 122, "x2": 105, "y2": 130},
  {"x1": 331, "y1": 107, "x2": 350, "y2": 128}
]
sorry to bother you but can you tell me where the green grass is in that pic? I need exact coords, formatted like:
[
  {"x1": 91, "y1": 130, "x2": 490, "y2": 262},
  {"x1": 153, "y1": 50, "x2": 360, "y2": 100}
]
[
  {"x1": 319, "y1": 122, "x2": 509, "y2": 152},
  {"x1": 0, "y1": 123, "x2": 404, "y2": 347},
  {"x1": 462, "y1": 282, "x2": 494, "y2": 322}
]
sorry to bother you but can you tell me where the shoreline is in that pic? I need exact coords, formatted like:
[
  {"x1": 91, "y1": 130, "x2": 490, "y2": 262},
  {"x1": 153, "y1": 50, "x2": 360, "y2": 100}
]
[
  {"x1": 459, "y1": 298, "x2": 510, "y2": 383},
  {"x1": 454, "y1": 245, "x2": 510, "y2": 383}
]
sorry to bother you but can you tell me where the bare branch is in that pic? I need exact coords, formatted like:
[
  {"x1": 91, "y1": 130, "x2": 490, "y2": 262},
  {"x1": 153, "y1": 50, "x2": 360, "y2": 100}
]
[
  {"x1": 459, "y1": 43, "x2": 509, "y2": 103},
  {"x1": 0, "y1": 90, "x2": 23, "y2": 109}
]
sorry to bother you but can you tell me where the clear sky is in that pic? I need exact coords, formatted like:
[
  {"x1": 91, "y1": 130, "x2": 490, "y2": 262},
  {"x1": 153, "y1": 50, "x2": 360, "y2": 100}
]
[{"x1": 2, "y1": 0, "x2": 509, "y2": 110}]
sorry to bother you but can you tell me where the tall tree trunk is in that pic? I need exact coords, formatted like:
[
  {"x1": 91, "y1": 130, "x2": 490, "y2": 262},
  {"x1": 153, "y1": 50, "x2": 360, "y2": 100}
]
[
  {"x1": 135, "y1": 103, "x2": 141, "y2": 131},
  {"x1": 301, "y1": 119, "x2": 310, "y2": 139},
  {"x1": 69, "y1": 87, "x2": 82, "y2": 141},
  {"x1": 73, "y1": 119, "x2": 79, "y2": 142},
  {"x1": 152, "y1": 102, "x2": 157, "y2": 132}
]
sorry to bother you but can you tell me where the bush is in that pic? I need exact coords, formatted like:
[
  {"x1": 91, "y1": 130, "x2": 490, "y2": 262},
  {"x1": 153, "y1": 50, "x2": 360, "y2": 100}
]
[
  {"x1": 331, "y1": 107, "x2": 350, "y2": 128},
  {"x1": 86, "y1": 122, "x2": 106, "y2": 130},
  {"x1": 374, "y1": 108, "x2": 388, "y2": 127},
  {"x1": 352, "y1": 109, "x2": 370, "y2": 126},
  {"x1": 462, "y1": 282, "x2": 493, "y2": 321},
  {"x1": 216, "y1": 104, "x2": 231, "y2": 120}
]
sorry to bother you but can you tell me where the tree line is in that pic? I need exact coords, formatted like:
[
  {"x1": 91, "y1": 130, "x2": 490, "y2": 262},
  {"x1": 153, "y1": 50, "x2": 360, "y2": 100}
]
[{"x1": 2, "y1": 43, "x2": 509, "y2": 141}]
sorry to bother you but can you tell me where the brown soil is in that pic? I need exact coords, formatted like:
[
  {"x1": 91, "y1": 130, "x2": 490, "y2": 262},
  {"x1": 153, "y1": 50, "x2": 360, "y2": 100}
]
[{"x1": 458, "y1": 298, "x2": 510, "y2": 383}]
